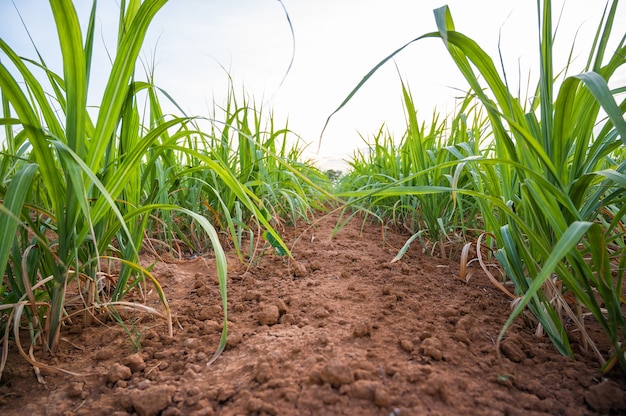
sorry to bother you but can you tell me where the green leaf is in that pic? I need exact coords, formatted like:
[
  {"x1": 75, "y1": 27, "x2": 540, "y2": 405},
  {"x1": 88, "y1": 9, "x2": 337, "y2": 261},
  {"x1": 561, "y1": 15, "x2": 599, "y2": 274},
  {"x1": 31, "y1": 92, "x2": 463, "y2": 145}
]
[
  {"x1": 0, "y1": 163, "x2": 38, "y2": 280},
  {"x1": 263, "y1": 230, "x2": 288, "y2": 257},
  {"x1": 575, "y1": 72, "x2": 626, "y2": 146},
  {"x1": 497, "y1": 221, "x2": 593, "y2": 345}
]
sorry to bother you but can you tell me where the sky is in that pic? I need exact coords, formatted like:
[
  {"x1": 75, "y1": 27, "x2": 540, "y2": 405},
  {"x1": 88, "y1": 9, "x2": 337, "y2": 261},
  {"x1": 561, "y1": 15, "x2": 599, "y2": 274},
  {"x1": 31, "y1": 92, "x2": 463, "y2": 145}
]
[{"x1": 1, "y1": 0, "x2": 624, "y2": 170}]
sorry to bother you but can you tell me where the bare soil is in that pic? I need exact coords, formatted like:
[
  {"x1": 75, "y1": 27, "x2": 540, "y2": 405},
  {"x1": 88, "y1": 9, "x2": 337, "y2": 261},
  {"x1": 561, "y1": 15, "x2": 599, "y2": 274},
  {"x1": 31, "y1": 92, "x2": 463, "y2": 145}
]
[{"x1": 1, "y1": 211, "x2": 626, "y2": 416}]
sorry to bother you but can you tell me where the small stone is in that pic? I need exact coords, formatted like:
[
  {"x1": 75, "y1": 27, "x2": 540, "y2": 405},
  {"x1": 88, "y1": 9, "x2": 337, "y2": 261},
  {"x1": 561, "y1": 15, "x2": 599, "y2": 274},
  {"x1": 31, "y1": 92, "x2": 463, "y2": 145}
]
[
  {"x1": 279, "y1": 313, "x2": 296, "y2": 325},
  {"x1": 352, "y1": 322, "x2": 370, "y2": 338},
  {"x1": 246, "y1": 397, "x2": 264, "y2": 412},
  {"x1": 203, "y1": 320, "x2": 222, "y2": 333},
  {"x1": 196, "y1": 308, "x2": 212, "y2": 321},
  {"x1": 319, "y1": 383, "x2": 341, "y2": 404},
  {"x1": 107, "y1": 364, "x2": 132, "y2": 384},
  {"x1": 320, "y1": 358, "x2": 355, "y2": 388},
  {"x1": 255, "y1": 361, "x2": 272, "y2": 384},
  {"x1": 456, "y1": 315, "x2": 473, "y2": 330},
  {"x1": 190, "y1": 404, "x2": 214, "y2": 416},
  {"x1": 275, "y1": 299, "x2": 288, "y2": 315},
  {"x1": 453, "y1": 329, "x2": 471, "y2": 345},
  {"x1": 184, "y1": 338, "x2": 198, "y2": 348},
  {"x1": 257, "y1": 304, "x2": 280, "y2": 326},
  {"x1": 500, "y1": 338, "x2": 526, "y2": 363},
  {"x1": 226, "y1": 332, "x2": 243, "y2": 347},
  {"x1": 216, "y1": 386, "x2": 236, "y2": 402},
  {"x1": 66, "y1": 382, "x2": 84, "y2": 398},
  {"x1": 195, "y1": 352, "x2": 208, "y2": 362},
  {"x1": 399, "y1": 339, "x2": 414, "y2": 352},
  {"x1": 584, "y1": 379, "x2": 626, "y2": 414},
  {"x1": 374, "y1": 385, "x2": 391, "y2": 407},
  {"x1": 162, "y1": 406, "x2": 182, "y2": 416},
  {"x1": 421, "y1": 337, "x2": 443, "y2": 361},
  {"x1": 309, "y1": 260, "x2": 322, "y2": 271},
  {"x1": 246, "y1": 397, "x2": 278, "y2": 415},
  {"x1": 137, "y1": 380, "x2": 151, "y2": 390},
  {"x1": 291, "y1": 261, "x2": 307, "y2": 277},
  {"x1": 243, "y1": 290, "x2": 262, "y2": 301},
  {"x1": 95, "y1": 348, "x2": 115, "y2": 361},
  {"x1": 196, "y1": 285, "x2": 211, "y2": 297},
  {"x1": 186, "y1": 386, "x2": 201, "y2": 397},
  {"x1": 349, "y1": 380, "x2": 376, "y2": 400},
  {"x1": 124, "y1": 353, "x2": 146, "y2": 373},
  {"x1": 132, "y1": 385, "x2": 176, "y2": 416},
  {"x1": 313, "y1": 308, "x2": 330, "y2": 319}
]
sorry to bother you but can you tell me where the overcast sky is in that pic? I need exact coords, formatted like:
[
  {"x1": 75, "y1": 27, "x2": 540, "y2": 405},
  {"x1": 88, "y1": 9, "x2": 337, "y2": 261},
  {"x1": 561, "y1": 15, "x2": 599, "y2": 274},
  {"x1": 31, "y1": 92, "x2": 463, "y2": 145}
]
[{"x1": 1, "y1": 1, "x2": 624, "y2": 169}]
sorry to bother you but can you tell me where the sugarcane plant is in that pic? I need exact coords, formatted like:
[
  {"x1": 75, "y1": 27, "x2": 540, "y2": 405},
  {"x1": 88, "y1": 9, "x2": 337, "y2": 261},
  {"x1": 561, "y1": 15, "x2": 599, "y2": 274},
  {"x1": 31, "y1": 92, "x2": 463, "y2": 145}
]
[
  {"x1": 328, "y1": 0, "x2": 626, "y2": 373},
  {"x1": 0, "y1": 0, "x2": 231, "y2": 375}
]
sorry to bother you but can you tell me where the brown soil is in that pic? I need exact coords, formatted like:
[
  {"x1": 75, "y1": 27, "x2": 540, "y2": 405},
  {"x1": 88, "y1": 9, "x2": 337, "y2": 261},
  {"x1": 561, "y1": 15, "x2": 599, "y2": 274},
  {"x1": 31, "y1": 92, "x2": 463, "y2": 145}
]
[{"x1": 1, "y1": 211, "x2": 626, "y2": 416}]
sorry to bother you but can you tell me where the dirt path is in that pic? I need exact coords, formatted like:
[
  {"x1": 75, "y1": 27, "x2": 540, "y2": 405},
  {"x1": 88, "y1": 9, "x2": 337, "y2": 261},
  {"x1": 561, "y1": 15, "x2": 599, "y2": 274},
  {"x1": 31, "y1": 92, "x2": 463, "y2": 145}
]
[{"x1": 1, "y1": 211, "x2": 625, "y2": 415}]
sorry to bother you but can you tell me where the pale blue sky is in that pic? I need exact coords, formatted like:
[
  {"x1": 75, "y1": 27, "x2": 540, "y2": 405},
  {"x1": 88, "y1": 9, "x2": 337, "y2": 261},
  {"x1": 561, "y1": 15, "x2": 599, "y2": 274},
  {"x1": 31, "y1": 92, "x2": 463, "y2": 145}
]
[{"x1": 1, "y1": 1, "x2": 624, "y2": 169}]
